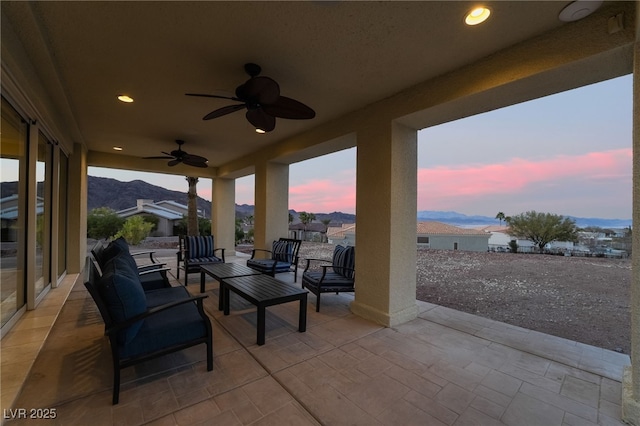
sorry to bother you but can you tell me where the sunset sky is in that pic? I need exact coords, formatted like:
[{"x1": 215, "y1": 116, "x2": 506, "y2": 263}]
[{"x1": 89, "y1": 74, "x2": 633, "y2": 220}]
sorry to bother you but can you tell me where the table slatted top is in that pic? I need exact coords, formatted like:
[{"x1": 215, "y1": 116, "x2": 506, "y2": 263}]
[
  {"x1": 222, "y1": 274, "x2": 307, "y2": 305},
  {"x1": 201, "y1": 263, "x2": 260, "y2": 280}
]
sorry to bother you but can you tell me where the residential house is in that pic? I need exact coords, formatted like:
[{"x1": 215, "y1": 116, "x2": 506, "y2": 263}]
[
  {"x1": 327, "y1": 223, "x2": 356, "y2": 246},
  {"x1": 116, "y1": 199, "x2": 198, "y2": 237},
  {"x1": 417, "y1": 221, "x2": 490, "y2": 252},
  {"x1": 289, "y1": 222, "x2": 327, "y2": 242}
]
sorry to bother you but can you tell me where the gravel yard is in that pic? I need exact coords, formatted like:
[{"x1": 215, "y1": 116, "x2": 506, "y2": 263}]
[
  {"x1": 295, "y1": 242, "x2": 632, "y2": 354},
  {"x1": 199, "y1": 240, "x2": 633, "y2": 353}
]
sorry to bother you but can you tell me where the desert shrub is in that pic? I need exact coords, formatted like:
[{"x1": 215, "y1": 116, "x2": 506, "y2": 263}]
[{"x1": 114, "y1": 215, "x2": 154, "y2": 245}]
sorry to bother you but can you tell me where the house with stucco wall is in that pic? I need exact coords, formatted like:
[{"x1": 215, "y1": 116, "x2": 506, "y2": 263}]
[{"x1": 116, "y1": 199, "x2": 203, "y2": 237}]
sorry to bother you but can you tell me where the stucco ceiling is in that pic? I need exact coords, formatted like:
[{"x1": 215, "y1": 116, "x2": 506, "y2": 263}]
[{"x1": 1, "y1": 1, "x2": 632, "y2": 175}]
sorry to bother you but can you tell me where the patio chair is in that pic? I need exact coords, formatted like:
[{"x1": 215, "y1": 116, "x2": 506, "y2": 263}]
[
  {"x1": 92, "y1": 238, "x2": 164, "y2": 270},
  {"x1": 92, "y1": 238, "x2": 171, "y2": 290},
  {"x1": 177, "y1": 235, "x2": 225, "y2": 285},
  {"x1": 84, "y1": 254, "x2": 213, "y2": 405},
  {"x1": 302, "y1": 245, "x2": 355, "y2": 311},
  {"x1": 246, "y1": 238, "x2": 302, "y2": 282}
]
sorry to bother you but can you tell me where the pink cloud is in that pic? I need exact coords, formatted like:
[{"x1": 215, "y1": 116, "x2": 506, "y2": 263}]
[
  {"x1": 417, "y1": 148, "x2": 632, "y2": 210},
  {"x1": 290, "y1": 176, "x2": 356, "y2": 213}
]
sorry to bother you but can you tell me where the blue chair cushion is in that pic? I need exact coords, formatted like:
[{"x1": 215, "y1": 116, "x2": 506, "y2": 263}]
[
  {"x1": 272, "y1": 240, "x2": 293, "y2": 263},
  {"x1": 302, "y1": 271, "x2": 354, "y2": 288},
  {"x1": 187, "y1": 256, "x2": 223, "y2": 265},
  {"x1": 186, "y1": 235, "x2": 215, "y2": 260},
  {"x1": 99, "y1": 237, "x2": 130, "y2": 267},
  {"x1": 98, "y1": 254, "x2": 147, "y2": 345},
  {"x1": 332, "y1": 245, "x2": 355, "y2": 279},
  {"x1": 247, "y1": 258, "x2": 292, "y2": 273},
  {"x1": 145, "y1": 286, "x2": 191, "y2": 308},
  {"x1": 118, "y1": 299, "x2": 207, "y2": 359},
  {"x1": 138, "y1": 272, "x2": 170, "y2": 291}
]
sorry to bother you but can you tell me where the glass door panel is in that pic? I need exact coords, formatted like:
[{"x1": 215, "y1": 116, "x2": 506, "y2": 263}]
[{"x1": 0, "y1": 98, "x2": 27, "y2": 327}]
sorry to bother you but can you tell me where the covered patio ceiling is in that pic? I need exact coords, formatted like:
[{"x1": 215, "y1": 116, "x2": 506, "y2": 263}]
[{"x1": 2, "y1": 1, "x2": 633, "y2": 178}]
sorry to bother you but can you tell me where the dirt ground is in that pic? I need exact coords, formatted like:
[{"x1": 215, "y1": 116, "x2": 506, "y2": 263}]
[{"x1": 293, "y1": 242, "x2": 632, "y2": 354}]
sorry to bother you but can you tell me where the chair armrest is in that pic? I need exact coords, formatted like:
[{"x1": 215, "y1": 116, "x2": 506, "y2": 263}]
[
  {"x1": 130, "y1": 250, "x2": 160, "y2": 264},
  {"x1": 137, "y1": 263, "x2": 168, "y2": 272},
  {"x1": 106, "y1": 294, "x2": 209, "y2": 334},
  {"x1": 214, "y1": 248, "x2": 226, "y2": 263},
  {"x1": 250, "y1": 248, "x2": 272, "y2": 260},
  {"x1": 303, "y1": 258, "x2": 332, "y2": 272},
  {"x1": 138, "y1": 266, "x2": 171, "y2": 276}
]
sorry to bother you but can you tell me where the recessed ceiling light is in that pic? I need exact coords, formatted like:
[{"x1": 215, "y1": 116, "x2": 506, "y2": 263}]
[
  {"x1": 465, "y1": 6, "x2": 491, "y2": 25},
  {"x1": 113, "y1": 146, "x2": 123, "y2": 151},
  {"x1": 117, "y1": 95, "x2": 134, "y2": 103},
  {"x1": 255, "y1": 128, "x2": 266, "y2": 134}
]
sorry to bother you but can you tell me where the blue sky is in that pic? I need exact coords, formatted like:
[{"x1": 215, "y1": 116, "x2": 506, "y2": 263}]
[{"x1": 88, "y1": 74, "x2": 632, "y2": 219}]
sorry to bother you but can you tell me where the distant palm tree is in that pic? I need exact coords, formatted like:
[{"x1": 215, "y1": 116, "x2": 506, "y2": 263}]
[
  {"x1": 495, "y1": 212, "x2": 506, "y2": 225},
  {"x1": 186, "y1": 177, "x2": 199, "y2": 236},
  {"x1": 299, "y1": 212, "x2": 316, "y2": 241},
  {"x1": 321, "y1": 218, "x2": 331, "y2": 243}
]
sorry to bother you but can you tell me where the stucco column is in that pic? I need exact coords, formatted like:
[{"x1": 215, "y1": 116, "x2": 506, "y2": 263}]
[
  {"x1": 212, "y1": 177, "x2": 236, "y2": 255},
  {"x1": 67, "y1": 142, "x2": 87, "y2": 274},
  {"x1": 350, "y1": 120, "x2": 419, "y2": 327},
  {"x1": 253, "y1": 161, "x2": 289, "y2": 252},
  {"x1": 623, "y1": 39, "x2": 640, "y2": 425}
]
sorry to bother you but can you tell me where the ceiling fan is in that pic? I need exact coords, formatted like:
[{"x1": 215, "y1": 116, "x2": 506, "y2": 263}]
[
  {"x1": 143, "y1": 140, "x2": 208, "y2": 168},
  {"x1": 186, "y1": 63, "x2": 315, "y2": 132}
]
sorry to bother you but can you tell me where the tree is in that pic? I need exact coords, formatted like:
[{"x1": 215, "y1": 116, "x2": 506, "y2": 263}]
[
  {"x1": 507, "y1": 211, "x2": 579, "y2": 252},
  {"x1": 186, "y1": 177, "x2": 199, "y2": 236},
  {"x1": 495, "y1": 212, "x2": 506, "y2": 225},
  {"x1": 298, "y1": 211, "x2": 316, "y2": 241},
  {"x1": 174, "y1": 216, "x2": 211, "y2": 236},
  {"x1": 87, "y1": 207, "x2": 125, "y2": 239},
  {"x1": 321, "y1": 218, "x2": 331, "y2": 243},
  {"x1": 114, "y1": 215, "x2": 154, "y2": 245}
]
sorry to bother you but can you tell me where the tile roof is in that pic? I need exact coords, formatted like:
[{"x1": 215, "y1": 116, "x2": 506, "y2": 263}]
[{"x1": 416, "y1": 221, "x2": 488, "y2": 236}]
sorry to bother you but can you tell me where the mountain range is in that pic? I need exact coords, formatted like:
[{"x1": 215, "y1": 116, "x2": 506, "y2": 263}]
[
  {"x1": 0, "y1": 177, "x2": 631, "y2": 228},
  {"x1": 416, "y1": 210, "x2": 632, "y2": 229}
]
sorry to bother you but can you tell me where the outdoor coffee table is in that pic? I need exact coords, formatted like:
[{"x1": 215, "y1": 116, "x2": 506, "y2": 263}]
[
  {"x1": 199, "y1": 263, "x2": 261, "y2": 302},
  {"x1": 220, "y1": 274, "x2": 308, "y2": 345}
]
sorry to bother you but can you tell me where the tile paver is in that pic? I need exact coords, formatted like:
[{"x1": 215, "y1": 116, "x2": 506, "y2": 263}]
[{"x1": 2, "y1": 255, "x2": 631, "y2": 426}]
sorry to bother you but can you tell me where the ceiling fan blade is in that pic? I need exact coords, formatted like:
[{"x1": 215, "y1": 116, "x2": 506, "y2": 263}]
[
  {"x1": 243, "y1": 76, "x2": 280, "y2": 105},
  {"x1": 143, "y1": 155, "x2": 174, "y2": 159},
  {"x1": 182, "y1": 158, "x2": 208, "y2": 168},
  {"x1": 186, "y1": 93, "x2": 242, "y2": 102},
  {"x1": 246, "y1": 108, "x2": 276, "y2": 132},
  {"x1": 262, "y1": 96, "x2": 316, "y2": 119},
  {"x1": 183, "y1": 153, "x2": 208, "y2": 163},
  {"x1": 203, "y1": 104, "x2": 246, "y2": 120},
  {"x1": 167, "y1": 159, "x2": 181, "y2": 167}
]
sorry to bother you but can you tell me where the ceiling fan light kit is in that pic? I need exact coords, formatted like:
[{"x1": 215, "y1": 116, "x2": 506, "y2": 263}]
[{"x1": 186, "y1": 63, "x2": 315, "y2": 133}]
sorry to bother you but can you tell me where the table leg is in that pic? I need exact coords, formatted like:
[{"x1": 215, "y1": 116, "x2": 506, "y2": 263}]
[
  {"x1": 218, "y1": 279, "x2": 224, "y2": 311},
  {"x1": 223, "y1": 282, "x2": 230, "y2": 315},
  {"x1": 257, "y1": 306, "x2": 266, "y2": 345},
  {"x1": 200, "y1": 270, "x2": 206, "y2": 294},
  {"x1": 299, "y1": 294, "x2": 307, "y2": 332}
]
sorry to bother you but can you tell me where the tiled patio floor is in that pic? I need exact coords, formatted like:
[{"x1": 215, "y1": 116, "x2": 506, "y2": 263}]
[{"x1": 1, "y1": 253, "x2": 630, "y2": 425}]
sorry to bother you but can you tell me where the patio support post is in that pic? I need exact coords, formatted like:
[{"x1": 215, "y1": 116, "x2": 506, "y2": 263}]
[
  {"x1": 350, "y1": 120, "x2": 419, "y2": 327},
  {"x1": 253, "y1": 161, "x2": 289, "y2": 254},
  {"x1": 67, "y1": 142, "x2": 87, "y2": 274},
  {"x1": 623, "y1": 38, "x2": 640, "y2": 426},
  {"x1": 212, "y1": 177, "x2": 236, "y2": 254}
]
